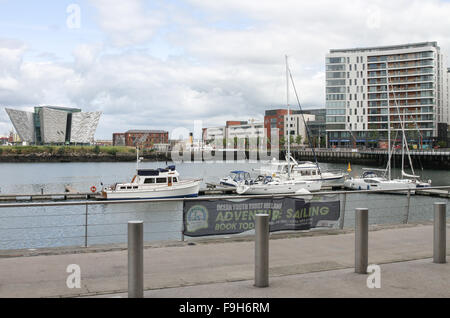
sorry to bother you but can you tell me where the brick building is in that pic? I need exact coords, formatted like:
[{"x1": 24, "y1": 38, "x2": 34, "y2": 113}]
[{"x1": 124, "y1": 130, "x2": 169, "y2": 148}]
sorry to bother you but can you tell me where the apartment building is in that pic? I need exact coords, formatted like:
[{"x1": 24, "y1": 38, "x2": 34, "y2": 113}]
[
  {"x1": 326, "y1": 42, "x2": 448, "y2": 148},
  {"x1": 227, "y1": 121, "x2": 265, "y2": 141},
  {"x1": 283, "y1": 113, "x2": 315, "y2": 143},
  {"x1": 203, "y1": 121, "x2": 264, "y2": 147}
]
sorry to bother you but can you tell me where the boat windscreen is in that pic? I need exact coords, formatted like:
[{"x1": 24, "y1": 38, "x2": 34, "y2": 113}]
[{"x1": 138, "y1": 169, "x2": 159, "y2": 176}]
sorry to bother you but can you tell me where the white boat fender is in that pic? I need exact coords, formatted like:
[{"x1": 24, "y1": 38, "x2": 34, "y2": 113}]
[
  {"x1": 295, "y1": 189, "x2": 311, "y2": 195},
  {"x1": 236, "y1": 185, "x2": 249, "y2": 195}
]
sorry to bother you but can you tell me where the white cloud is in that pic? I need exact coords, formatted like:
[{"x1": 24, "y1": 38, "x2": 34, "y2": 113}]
[{"x1": 89, "y1": 0, "x2": 163, "y2": 47}]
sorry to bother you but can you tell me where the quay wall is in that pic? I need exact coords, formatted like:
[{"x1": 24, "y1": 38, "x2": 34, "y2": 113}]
[
  {"x1": 0, "y1": 148, "x2": 449, "y2": 169},
  {"x1": 290, "y1": 150, "x2": 450, "y2": 169}
]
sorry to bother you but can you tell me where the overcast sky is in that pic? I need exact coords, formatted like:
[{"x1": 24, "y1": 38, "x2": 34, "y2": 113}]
[{"x1": 1, "y1": 0, "x2": 450, "y2": 139}]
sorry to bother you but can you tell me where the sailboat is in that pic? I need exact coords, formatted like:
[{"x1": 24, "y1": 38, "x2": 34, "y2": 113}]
[
  {"x1": 237, "y1": 56, "x2": 322, "y2": 195},
  {"x1": 344, "y1": 62, "x2": 431, "y2": 193}
]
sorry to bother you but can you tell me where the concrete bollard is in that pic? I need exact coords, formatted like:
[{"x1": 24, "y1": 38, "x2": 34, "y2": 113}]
[
  {"x1": 128, "y1": 221, "x2": 144, "y2": 298},
  {"x1": 355, "y1": 208, "x2": 369, "y2": 274},
  {"x1": 433, "y1": 203, "x2": 447, "y2": 264},
  {"x1": 255, "y1": 214, "x2": 269, "y2": 288}
]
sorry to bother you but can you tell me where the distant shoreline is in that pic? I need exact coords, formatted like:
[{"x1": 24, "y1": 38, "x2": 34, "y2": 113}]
[{"x1": 0, "y1": 145, "x2": 170, "y2": 163}]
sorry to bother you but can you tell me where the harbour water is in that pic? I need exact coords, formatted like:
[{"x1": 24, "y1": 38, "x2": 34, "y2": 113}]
[{"x1": 0, "y1": 161, "x2": 449, "y2": 250}]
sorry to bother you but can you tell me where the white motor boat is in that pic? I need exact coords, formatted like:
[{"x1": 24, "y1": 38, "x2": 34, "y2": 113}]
[
  {"x1": 219, "y1": 171, "x2": 252, "y2": 187},
  {"x1": 236, "y1": 175, "x2": 322, "y2": 195},
  {"x1": 102, "y1": 165, "x2": 201, "y2": 200},
  {"x1": 256, "y1": 156, "x2": 347, "y2": 184}
]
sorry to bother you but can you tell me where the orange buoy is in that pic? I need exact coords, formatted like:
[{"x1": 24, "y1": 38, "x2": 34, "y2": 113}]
[{"x1": 90, "y1": 186, "x2": 97, "y2": 193}]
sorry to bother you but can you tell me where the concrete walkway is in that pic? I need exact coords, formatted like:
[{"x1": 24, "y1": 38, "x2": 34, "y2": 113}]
[{"x1": 0, "y1": 223, "x2": 448, "y2": 298}]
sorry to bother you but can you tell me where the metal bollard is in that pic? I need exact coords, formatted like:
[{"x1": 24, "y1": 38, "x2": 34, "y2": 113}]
[
  {"x1": 433, "y1": 203, "x2": 447, "y2": 264},
  {"x1": 254, "y1": 214, "x2": 269, "y2": 288},
  {"x1": 128, "y1": 221, "x2": 144, "y2": 298},
  {"x1": 355, "y1": 208, "x2": 369, "y2": 274}
]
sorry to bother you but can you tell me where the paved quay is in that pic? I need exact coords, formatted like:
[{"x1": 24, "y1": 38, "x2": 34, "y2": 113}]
[{"x1": 0, "y1": 222, "x2": 448, "y2": 298}]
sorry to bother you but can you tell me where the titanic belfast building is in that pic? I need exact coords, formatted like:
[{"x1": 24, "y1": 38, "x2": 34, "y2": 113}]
[{"x1": 5, "y1": 106, "x2": 102, "y2": 145}]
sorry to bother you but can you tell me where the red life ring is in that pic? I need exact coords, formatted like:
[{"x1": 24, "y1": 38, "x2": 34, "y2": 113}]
[{"x1": 90, "y1": 186, "x2": 97, "y2": 193}]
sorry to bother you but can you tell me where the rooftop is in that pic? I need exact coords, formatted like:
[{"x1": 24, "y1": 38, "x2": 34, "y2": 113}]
[
  {"x1": 329, "y1": 41, "x2": 438, "y2": 54},
  {"x1": 125, "y1": 130, "x2": 168, "y2": 134},
  {"x1": 34, "y1": 106, "x2": 82, "y2": 113}
]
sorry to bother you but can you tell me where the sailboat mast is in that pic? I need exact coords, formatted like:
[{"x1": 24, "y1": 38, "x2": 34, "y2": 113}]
[
  {"x1": 386, "y1": 62, "x2": 392, "y2": 180},
  {"x1": 286, "y1": 55, "x2": 291, "y2": 179},
  {"x1": 136, "y1": 146, "x2": 139, "y2": 173},
  {"x1": 401, "y1": 111, "x2": 405, "y2": 174}
]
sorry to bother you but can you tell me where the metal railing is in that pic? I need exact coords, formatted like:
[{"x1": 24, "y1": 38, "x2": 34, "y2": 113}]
[
  {"x1": 0, "y1": 186, "x2": 449, "y2": 251},
  {"x1": 126, "y1": 202, "x2": 447, "y2": 296}
]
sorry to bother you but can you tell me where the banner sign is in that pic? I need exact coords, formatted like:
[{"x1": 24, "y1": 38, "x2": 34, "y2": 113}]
[{"x1": 183, "y1": 196, "x2": 340, "y2": 237}]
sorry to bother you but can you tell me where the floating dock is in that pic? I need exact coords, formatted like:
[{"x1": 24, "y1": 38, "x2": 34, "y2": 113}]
[{"x1": 0, "y1": 185, "x2": 448, "y2": 203}]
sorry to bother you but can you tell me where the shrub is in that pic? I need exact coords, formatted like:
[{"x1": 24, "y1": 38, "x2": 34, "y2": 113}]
[{"x1": 107, "y1": 148, "x2": 118, "y2": 156}]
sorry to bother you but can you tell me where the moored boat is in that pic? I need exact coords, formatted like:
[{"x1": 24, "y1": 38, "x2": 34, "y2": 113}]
[
  {"x1": 255, "y1": 156, "x2": 347, "y2": 184},
  {"x1": 219, "y1": 171, "x2": 252, "y2": 187},
  {"x1": 102, "y1": 165, "x2": 201, "y2": 200},
  {"x1": 236, "y1": 175, "x2": 322, "y2": 195}
]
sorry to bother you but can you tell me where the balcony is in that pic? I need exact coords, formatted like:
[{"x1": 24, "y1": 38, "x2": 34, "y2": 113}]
[
  {"x1": 367, "y1": 52, "x2": 434, "y2": 63},
  {"x1": 388, "y1": 68, "x2": 434, "y2": 77},
  {"x1": 385, "y1": 76, "x2": 434, "y2": 85}
]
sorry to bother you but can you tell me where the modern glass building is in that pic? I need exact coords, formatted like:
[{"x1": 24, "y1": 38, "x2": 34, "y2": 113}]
[
  {"x1": 5, "y1": 106, "x2": 102, "y2": 145},
  {"x1": 326, "y1": 42, "x2": 449, "y2": 148}
]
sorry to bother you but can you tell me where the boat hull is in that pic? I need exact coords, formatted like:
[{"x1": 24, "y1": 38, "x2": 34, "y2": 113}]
[
  {"x1": 103, "y1": 181, "x2": 201, "y2": 200},
  {"x1": 343, "y1": 178, "x2": 417, "y2": 194},
  {"x1": 237, "y1": 180, "x2": 322, "y2": 195}
]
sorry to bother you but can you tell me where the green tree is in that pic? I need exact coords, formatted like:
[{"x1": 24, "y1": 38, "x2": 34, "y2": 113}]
[
  {"x1": 295, "y1": 135, "x2": 302, "y2": 146},
  {"x1": 289, "y1": 135, "x2": 295, "y2": 146},
  {"x1": 279, "y1": 137, "x2": 286, "y2": 149},
  {"x1": 93, "y1": 145, "x2": 100, "y2": 154}
]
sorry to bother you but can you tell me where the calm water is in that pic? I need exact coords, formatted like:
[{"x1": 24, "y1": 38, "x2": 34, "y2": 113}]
[{"x1": 0, "y1": 160, "x2": 449, "y2": 250}]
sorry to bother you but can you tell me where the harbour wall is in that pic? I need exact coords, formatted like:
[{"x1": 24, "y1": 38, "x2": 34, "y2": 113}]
[{"x1": 0, "y1": 149, "x2": 449, "y2": 169}]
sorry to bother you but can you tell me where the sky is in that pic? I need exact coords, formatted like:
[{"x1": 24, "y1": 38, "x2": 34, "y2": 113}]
[{"x1": 0, "y1": 0, "x2": 450, "y2": 140}]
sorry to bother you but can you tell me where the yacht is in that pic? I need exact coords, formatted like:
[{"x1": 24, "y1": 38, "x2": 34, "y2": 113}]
[
  {"x1": 236, "y1": 56, "x2": 323, "y2": 196},
  {"x1": 255, "y1": 156, "x2": 347, "y2": 184},
  {"x1": 102, "y1": 165, "x2": 201, "y2": 200},
  {"x1": 236, "y1": 175, "x2": 321, "y2": 195},
  {"x1": 344, "y1": 169, "x2": 417, "y2": 193}
]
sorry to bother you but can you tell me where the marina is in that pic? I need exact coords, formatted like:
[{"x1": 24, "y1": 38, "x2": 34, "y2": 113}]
[
  {"x1": 0, "y1": 160, "x2": 448, "y2": 252},
  {"x1": 0, "y1": 184, "x2": 448, "y2": 203}
]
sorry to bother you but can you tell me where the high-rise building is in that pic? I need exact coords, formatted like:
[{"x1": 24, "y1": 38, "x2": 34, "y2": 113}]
[{"x1": 326, "y1": 42, "x2": 448, "y2": 148}]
